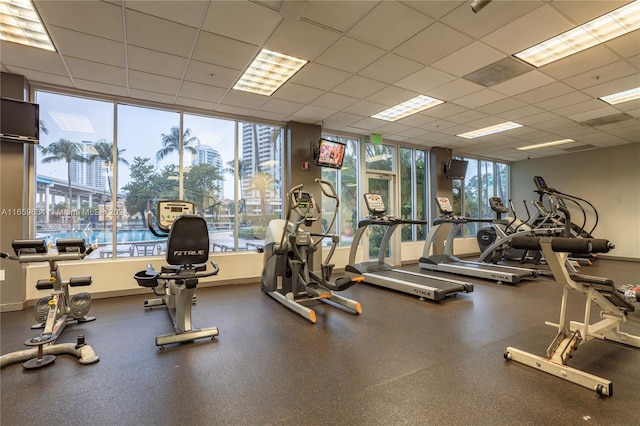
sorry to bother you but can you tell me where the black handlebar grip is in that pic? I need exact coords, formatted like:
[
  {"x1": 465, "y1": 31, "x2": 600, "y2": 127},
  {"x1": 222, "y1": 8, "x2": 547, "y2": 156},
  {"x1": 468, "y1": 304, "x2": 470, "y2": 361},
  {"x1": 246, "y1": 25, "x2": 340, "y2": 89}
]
[
  {"x1": 588, "y1": 239, "x2": 614, "y2": 253},
  {"x1": 550, "y1": 237, "x2": 592, "y2": 254},
  {"x1": 511, "y1": 236, "x2": 541, "y2": 251}
]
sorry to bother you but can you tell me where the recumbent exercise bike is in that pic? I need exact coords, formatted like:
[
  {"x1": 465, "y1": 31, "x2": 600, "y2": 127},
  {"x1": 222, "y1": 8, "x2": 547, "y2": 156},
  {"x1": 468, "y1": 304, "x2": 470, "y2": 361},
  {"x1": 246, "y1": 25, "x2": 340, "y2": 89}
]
[
  {"x1": 0, "y1": 238, "x2": 99, "y2": 369},
  {"x1": 134, "y1": 200, "x2": 220, "y2": 349}
]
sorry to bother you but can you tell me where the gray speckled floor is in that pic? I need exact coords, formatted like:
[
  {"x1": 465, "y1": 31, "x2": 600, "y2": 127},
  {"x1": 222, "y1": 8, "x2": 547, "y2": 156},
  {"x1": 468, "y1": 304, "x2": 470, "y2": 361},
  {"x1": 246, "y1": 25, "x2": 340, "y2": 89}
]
[{"x1": 1, "y1": 258, "x2": 639, "y2": 425}]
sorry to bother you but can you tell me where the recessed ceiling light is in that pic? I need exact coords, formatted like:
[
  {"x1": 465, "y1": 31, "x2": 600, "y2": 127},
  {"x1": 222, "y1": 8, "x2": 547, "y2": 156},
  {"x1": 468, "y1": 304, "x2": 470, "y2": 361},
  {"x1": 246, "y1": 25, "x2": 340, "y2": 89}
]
[
  {"x1": 514, "y1": 0, "x2": 640, "y2": 67},
  {"x1": 516, "y1": 139, "x2": 575, "y2": 151},
  {"x1": 457, "y1": 121, "x2": 523, "y2": 139},
  {"x1": 48, "y1": 111, "x2": 95, "y2": 133},
  {"x1": 0, "y1": 0, "x2": 55, "y2": 51},
  {"x1": 599, "y1": 86, "x2": 640, "y2": 105},
  {"x1": 233, "y1": 48, "x2": 307, "y2": 96},
  {"x1": 371, "y1": 95, "x2": 444, "y2": 122}
]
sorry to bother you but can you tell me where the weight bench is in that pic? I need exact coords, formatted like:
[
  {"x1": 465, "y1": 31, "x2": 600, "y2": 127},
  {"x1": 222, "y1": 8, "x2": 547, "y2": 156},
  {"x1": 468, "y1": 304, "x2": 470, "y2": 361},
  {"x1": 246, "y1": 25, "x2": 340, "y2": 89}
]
[{"x1": 504, "y1": 236, "x2": 639, "y2": 396}]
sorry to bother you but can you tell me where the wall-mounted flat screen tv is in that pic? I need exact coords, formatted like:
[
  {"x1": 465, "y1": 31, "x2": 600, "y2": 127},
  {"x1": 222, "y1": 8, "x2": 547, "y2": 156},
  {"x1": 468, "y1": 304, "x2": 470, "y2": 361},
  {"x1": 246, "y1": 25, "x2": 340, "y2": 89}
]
[
  {"x1": 1, "y1": 97, "x2": 40, "y2": 144},
  {"x1": 445, "y1": 158, "x2": 468, "y2": 180},
  {"x1": 316, "y1": 139, "x2": 346, "y2": 169}
]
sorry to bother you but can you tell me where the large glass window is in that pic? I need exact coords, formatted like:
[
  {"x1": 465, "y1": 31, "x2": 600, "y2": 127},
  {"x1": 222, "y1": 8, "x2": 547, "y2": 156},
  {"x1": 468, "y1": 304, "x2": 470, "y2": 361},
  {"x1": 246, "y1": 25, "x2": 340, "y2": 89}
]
[
  {"x1": 365, "y1": 142, "x2": 394, "y2": 172},
  {"x1": 320, "y1": 134, "x2": 359, "y2": 246},
  {"x1": 34, "y1": 91, "x2": 114, "y2": 258},
  {"x1": 34, "y1": 89, "x2": 284, "y2": 258},
  {"x1": 399, "y1": 147, "x2": 428, "y2": 242}
]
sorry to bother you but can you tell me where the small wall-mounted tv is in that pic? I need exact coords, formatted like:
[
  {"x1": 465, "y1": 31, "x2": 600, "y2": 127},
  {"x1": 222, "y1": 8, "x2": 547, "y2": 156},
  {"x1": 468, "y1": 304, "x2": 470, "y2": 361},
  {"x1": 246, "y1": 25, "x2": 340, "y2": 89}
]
[
  {"x1": 1, "y1": 97, "x2": 40, "y2": 144},
  {"x1": 445, "y1": 158, "x2": 468, "y2": 180},
  {"x1": 316, "y1": 139, "x2": 346, "y2": 169}
]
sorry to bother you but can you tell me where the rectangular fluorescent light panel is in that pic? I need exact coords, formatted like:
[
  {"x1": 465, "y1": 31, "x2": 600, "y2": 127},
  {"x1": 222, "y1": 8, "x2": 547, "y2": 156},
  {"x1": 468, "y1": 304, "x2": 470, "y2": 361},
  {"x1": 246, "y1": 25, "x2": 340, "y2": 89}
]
[
  {"x1": 515, "y1": 0, "x2": 640, "y2": 67},
  {"x1": 371, "y1": 95, "x2": 444, "y2": 121},
  {"x1": 457, "y1": 121, "x2": 523, "y2": 139},
  {"x1": 600, "y1": 86, "x2": 640, "y2": 105},
  {"x1": 233, "y1": 49, "x2": 307, "y2": 96},
  {"x1": 517, "y1": 139, "x2": 575, "y2": 151},
  {"x1": 0, "y1": 0, "x2": 55, "y2": 51}
]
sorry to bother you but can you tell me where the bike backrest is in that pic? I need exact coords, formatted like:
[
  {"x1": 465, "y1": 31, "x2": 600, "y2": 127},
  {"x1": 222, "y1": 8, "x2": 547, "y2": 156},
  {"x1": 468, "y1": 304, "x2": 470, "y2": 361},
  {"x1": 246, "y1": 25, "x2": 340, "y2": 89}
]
[{"x1": 166, "y1": 215, "x2": 209, "y2": 266}]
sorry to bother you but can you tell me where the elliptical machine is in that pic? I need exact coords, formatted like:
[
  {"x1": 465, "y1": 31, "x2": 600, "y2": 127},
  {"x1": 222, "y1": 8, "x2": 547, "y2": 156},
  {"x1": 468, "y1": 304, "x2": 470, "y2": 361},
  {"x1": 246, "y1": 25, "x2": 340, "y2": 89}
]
[
  {"x1": 261, "y1": 179, "x2": 363, "y2": 323},
  {"x1": 134, "y1": 200, "x2": 220, "y2": 349},
  {"x1": 0, "y1": 238, "x2": 99, "y2": 369}
]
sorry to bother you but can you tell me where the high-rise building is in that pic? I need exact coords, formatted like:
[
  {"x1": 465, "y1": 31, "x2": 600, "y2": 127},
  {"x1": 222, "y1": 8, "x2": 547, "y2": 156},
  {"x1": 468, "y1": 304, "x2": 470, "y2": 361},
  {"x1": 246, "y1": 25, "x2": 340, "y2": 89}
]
[{"x1": 192, "y1": 144, "x2": 224, "y2": 197}]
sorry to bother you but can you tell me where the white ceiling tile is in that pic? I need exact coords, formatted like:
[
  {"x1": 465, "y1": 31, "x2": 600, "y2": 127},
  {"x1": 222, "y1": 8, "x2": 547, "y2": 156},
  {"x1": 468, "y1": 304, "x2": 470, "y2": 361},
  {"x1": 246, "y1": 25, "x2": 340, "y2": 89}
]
[
  {"x1": 351, "y1": 117, "x2": 388, "y2": 131},
  {"x1": 567, "y1": 106, "x2": 622, "y2": 123},
  {"x1": 271, "y1": 83, "x2": 324, "y2": 104},
  {"x1": 445, "y1": 109, "x2": 490, "y2": 125},
  {"x1": 37, "y1": 0, "x2": 123, "y2": 42},
  {"x1": 366, "y1": 85, "x2": 418, "y2": 107},
  {"x1": 183, "y1": 60, "x2": 241, "y2": 88},
  {"x1": 422, "y1": 103, "x2": 468, "y2": 120},
  {"x1": 310, "y1": 93, "x2": 359, "y2": 110},
  {"x1": 0, "y1": 41, "x2": 68, "y2": 76},
  {"x1": 302, "y1": 1, "x2": 378, "y2": 33},
  {"x1": 606, "y1": 32, "x2": 640, "y2": 60},
  {"x1": 129, "y1": 89, "x2": 177, "y2": 105},
  {"x1": 492, "y1": 71, "x2": 556, "y2": 97},
  {"x1": 393, "y1": 22, "x2": 473, "y2": 66},
  {"x1": 342, "y1": 100, "x2": 389, "y2": 117},
  {"x1": 123, "y1": 0, "x2": 210, "y2": 28},
  {"x1": 477, "y1": 98, "x2": 528, "y2": 115},
  {"x1": 581, "y1": 75, "x2": 640, "y2": 99},
  {"x1": 453, "y1": 89, "x2": 507, "y2": 109},
  {"x1": 202, "y1": 1, "x2": 281, "y2": 45},
  {"x1": 358, "y1": 53, "x2": 424, "y2": 85},
  {"x1": 537, "y1": 92, "x2": 594, "y2": 112},
  {"x1": 175, "y1": 97, "x2": 217, "y2": 111},
  {"x1": 73, "y1": 79, "x2": 128, "y2": 97},
  {"x1": 48, "y1": 26, "x2": 126, "y2": 67},
  {"x1": 178, "y1": 81, "x2": 227, "y2": 104},
  {"x1": 126, "y1": 10, "x2": 198, "y2": 57},
  {"x1": 192, "y1": 31, "x2": 260, "y2": 70},
  {"x1": 394, "y1": 66, "x2": 457, "y2": 95},
  {"x1": 428, "y1": 78, "x2": 483, "y2": 102},
  {"x1": 563, "y1": 61, "x2": 638, "y2": 91},
  {"x1": 481, "y1": 5, "x2": 574, "y2": 55},
  {"x1": 220, "y1": 90, "x2": 268, "y2": 110},
  {"x1": 347, "y1": 1, "x2": 433, "y2": 50},
  {"x1": 215, "y1": 104, "x2": 257, "y2": 117},
  {"x1": 258, "y1": 98, "x2": 305, "y2": 116},
  {"x1": 127, "y1": 46, "x2": 188, "y2": 79},
  {"x1": 291, "y1": 105, "x2": 335, "y2": 121},
  {"x1": 548, "y1": 1, "x2": 630, "y2": 25},
  {"x1": 497, "y1": 105, "x2": 546, "y2": 121},
  {"x1": 539, "y1": 46, "x2": 622, "y2": 80},
  {"x1": 399, "y1": 1, "x2": 463, "y2": 20},
  {"x1": 514, "y1": 82, "x2": 575, "y2": 104},
  {"x1": 265, "y1": 18, "x2": 340, "y2": 61},
  {"x1": 315, "y1": 36, "x2": 385, "y2": 73},
  {"x1": 64, "y1": 57, "x2": 126, "y2": 86},
  {"x1": 323, "y1": 112, "x2": 367, "y2": 128},
  {"x1": 441, "y1": 0, "x2": 542, "y2": 40},
  {"x1": 290, "y1": 63, "x2": 351, "y2": 91},
  {"x1": 331, "y1": 75, "x2": 387, "y2": 99},
  {"x1": 3, "y1": 65, "x2": 73, "y2": 87},
  {"x1": 432, "y1": 42, "x2": 505, "y2": 77},
  {"x1": 128, "y1": 70, "x2": 180, "y2": 96}
]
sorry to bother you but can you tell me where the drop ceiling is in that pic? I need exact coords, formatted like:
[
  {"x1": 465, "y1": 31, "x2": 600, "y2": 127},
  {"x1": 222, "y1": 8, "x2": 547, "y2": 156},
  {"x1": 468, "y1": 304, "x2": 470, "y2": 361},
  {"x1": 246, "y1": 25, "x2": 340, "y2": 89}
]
[{"x1": 1, "y1": 0, "x2": 639, "y2": 162}]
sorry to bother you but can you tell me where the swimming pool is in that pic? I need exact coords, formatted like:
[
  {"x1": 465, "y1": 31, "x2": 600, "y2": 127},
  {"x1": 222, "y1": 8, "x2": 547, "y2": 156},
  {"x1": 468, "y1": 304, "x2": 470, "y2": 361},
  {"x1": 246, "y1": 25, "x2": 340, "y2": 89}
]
[{"x1": 37, "y1": 229, "x2": 164, "y2": 244}]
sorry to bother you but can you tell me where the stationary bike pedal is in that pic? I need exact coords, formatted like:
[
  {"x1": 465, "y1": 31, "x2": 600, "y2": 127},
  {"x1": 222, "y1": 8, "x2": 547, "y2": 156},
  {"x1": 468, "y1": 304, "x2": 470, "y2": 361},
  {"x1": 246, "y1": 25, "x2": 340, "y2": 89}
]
[
  {"x1": 24, "y1": 333, "x2": 56, "y2": 346},
  {"x1": 34, "y1": 296, "x2": 53, "y2": 323}
]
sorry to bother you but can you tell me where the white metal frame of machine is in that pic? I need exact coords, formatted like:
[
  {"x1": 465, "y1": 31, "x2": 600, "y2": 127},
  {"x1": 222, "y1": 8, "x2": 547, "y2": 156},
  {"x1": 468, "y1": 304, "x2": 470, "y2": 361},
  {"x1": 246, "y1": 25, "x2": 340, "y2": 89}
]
[{"x1": 504, "y1": 236, "x2": 640, "y2": 396}]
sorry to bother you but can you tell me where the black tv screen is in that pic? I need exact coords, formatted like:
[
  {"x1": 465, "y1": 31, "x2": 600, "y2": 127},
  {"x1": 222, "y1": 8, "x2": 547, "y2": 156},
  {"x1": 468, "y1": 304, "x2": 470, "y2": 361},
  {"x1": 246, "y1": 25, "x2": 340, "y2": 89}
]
[
  {"x1": 1, "y1": 98, "x2": 40, "y2": 143},
  {"x1": 316, "y1": 139, "x2": 346, "y2": 169},
  {"x1": 445, "y1": 159, "x2": 468, "y2": 180}
]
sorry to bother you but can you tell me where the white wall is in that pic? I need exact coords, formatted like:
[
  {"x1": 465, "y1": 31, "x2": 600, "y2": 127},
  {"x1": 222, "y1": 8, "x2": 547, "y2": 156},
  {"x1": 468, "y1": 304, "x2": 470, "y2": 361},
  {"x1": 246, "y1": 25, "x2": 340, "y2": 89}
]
[{"x1": 510, "y1": 143, "x2": 640, "y2": 260}]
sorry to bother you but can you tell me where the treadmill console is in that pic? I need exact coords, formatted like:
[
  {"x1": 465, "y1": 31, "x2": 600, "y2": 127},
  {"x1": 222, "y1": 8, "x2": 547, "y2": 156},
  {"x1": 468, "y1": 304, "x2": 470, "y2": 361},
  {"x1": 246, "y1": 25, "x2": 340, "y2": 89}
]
[
  {"x1": 435, "y1": 197, "x2": 454, "y2": 215},
  {"x1": 363, "y1": 193, "x2": 386, "y2": 216},
  {"x1": 157, "y1": 200, "x2": 195, "y2": 232}
]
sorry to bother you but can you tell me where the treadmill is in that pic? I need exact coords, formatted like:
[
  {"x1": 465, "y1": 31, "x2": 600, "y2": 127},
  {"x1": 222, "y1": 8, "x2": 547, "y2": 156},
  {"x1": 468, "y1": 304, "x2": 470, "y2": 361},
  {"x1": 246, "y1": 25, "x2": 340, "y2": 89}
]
[
  {"x1": 344, "y1": 193, "x2": 473, "y2": 302},
  {"x1": 419, "y1": 197, "x2": 538, "y2": 284}
]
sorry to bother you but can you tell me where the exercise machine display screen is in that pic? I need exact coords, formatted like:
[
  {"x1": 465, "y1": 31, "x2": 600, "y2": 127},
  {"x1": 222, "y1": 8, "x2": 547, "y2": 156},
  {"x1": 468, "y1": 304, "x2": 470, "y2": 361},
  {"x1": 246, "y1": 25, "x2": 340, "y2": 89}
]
[
  {"x1": 533, "y1": 176, "x2": 548, "y2": 192},
  {"x1": 435, "y1": 197, "x2": 454, "y2": 215},
  {"x1": 158, "y1": 201, "x2": 194, "y2": 229},
  {"x1": 364, "y1": 193, "x2": 386, "y2": 215}
]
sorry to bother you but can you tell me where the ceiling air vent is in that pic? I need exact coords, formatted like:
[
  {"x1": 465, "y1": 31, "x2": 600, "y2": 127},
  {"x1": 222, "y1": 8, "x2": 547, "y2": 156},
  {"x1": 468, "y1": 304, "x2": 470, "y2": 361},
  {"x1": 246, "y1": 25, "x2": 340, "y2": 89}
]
[
  {"x1": 579, "y1": 113, "x2": 632, "y2": 127},
  {"x1": 463, "y1": 57, "x2": 533, "y2": 87}
]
